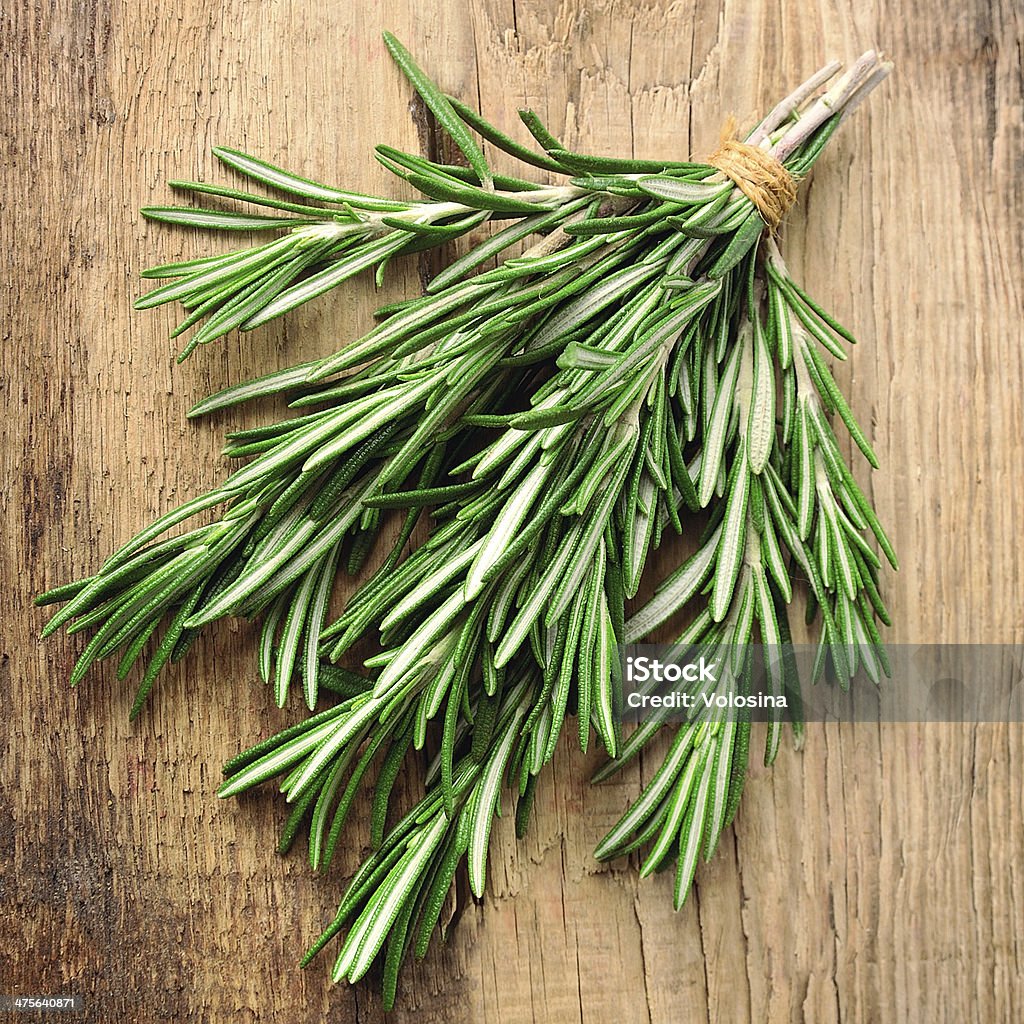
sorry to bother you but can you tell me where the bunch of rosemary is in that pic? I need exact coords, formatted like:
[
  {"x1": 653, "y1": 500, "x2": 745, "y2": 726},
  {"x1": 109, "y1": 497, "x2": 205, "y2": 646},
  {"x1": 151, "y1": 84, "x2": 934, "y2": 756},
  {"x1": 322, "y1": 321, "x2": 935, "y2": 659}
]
[{"x1": 39, "y1": 35, "x2": 894, "y2": 1006}]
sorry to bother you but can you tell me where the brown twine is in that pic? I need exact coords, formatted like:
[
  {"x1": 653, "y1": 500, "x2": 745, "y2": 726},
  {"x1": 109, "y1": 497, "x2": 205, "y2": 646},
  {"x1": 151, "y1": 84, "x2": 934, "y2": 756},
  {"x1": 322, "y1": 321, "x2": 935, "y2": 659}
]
[{"x1": 706, "y1": 117, "x2": 797, "y2": 231}]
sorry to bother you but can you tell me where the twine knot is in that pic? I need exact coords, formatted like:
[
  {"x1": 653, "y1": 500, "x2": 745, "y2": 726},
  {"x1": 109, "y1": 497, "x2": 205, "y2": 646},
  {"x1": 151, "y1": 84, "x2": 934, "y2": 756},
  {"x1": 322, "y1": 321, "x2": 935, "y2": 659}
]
[{"x1": 707, "y1": 120, "x2": 797, "y2": 231}]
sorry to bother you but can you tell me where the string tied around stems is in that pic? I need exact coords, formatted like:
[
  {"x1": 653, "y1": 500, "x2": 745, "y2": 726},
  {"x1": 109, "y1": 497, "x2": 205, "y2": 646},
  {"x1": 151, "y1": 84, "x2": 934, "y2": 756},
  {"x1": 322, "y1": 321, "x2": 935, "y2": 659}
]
[{"x1": 707, "y1": 117, "x2": 798, "y2": 231}]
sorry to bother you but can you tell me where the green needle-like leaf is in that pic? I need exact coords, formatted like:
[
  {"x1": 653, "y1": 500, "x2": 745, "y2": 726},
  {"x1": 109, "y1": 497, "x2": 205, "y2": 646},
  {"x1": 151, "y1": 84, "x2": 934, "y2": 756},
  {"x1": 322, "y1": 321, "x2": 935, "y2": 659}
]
[{"x1": 382, "y1": 32, "x2": 493, "y2": 190}]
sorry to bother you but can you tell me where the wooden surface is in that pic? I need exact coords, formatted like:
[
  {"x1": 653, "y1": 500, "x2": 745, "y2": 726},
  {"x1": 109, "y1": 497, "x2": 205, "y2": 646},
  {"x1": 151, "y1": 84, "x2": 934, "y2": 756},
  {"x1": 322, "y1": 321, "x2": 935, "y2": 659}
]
[{"x1": 3, "y1": 1, "x2": 1022, "y2": 1021}]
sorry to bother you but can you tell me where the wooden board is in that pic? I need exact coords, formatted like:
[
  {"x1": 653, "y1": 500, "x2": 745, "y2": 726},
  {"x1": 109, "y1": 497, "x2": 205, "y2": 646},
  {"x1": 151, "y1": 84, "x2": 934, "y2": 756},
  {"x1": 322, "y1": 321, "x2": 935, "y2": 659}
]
[{"x1": 2, "y1": 1, "x2": 1022, "y2": 1021}]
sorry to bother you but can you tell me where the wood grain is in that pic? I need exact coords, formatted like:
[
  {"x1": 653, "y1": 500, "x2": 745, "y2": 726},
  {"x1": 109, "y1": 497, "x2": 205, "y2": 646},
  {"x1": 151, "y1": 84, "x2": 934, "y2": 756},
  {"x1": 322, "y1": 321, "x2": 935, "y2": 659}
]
[{"x1": 2, "y1": 1, "x2": 1022, "y2": 1021}]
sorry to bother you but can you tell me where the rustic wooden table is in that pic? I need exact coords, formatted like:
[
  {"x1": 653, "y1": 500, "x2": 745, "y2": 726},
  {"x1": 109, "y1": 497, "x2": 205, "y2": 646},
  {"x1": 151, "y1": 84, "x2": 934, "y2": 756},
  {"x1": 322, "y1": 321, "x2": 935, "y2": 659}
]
[{"x1": 3, "y1": 1, "x2": 1022, "y2": 1021}]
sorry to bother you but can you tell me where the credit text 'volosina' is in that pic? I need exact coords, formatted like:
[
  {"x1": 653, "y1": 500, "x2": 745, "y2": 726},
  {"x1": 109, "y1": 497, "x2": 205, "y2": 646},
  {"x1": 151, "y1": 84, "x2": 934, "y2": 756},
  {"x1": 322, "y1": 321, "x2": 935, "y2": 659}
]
[{"x1": 626, "y1": 691, "x2": 789, "y2": 710}]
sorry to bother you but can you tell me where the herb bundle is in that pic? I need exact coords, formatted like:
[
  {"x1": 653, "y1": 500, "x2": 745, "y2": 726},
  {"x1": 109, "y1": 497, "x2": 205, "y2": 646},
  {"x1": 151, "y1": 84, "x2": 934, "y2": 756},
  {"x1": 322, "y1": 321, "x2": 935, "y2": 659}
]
[{"x1": 39, "y1": 35, "x2": 894, "y2": 1006}]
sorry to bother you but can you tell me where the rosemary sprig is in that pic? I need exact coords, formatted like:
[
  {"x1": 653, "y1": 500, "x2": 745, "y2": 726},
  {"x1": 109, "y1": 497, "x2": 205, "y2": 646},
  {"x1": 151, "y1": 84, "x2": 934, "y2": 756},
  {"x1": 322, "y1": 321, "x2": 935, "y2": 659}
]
[
  {"x1": 233, "y1": 239, "x2": 895, "y2": 1001},
  {"x1": 131, "y1": 35, "x2": 886, "y2": 361},
  {"x1": 590, "y1": 264, "x2": 897, "y2": 902},
  {"x1": 38, "y1": 35, "x2": 895, "y2": 1007}
]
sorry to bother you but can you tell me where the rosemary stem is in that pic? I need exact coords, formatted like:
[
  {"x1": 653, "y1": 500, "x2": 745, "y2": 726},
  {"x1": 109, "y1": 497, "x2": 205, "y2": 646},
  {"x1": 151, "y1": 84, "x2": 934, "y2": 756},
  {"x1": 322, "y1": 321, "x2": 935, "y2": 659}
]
[
  {"x1": 772, "y1": 51, "x2": 891, "y2": 162},
  {"x1": 747, "y1": 61, "x2": 843, "y2": 146}
]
